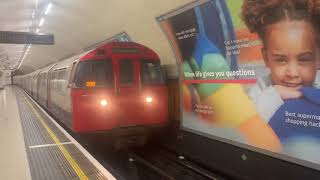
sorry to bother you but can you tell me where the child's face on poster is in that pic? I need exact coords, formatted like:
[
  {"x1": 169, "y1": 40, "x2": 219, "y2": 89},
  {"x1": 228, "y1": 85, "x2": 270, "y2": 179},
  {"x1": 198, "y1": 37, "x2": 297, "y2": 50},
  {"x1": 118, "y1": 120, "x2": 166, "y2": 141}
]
[{"x1": 262, "y1": 20, "x2": 319, "y2": 87}]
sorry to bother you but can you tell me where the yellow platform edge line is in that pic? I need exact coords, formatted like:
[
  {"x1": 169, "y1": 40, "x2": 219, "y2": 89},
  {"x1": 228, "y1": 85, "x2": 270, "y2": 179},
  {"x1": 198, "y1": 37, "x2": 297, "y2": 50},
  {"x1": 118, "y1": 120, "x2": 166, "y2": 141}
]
[{"x1": 23, "y1": 96, "x2": 89, "y2": 180}]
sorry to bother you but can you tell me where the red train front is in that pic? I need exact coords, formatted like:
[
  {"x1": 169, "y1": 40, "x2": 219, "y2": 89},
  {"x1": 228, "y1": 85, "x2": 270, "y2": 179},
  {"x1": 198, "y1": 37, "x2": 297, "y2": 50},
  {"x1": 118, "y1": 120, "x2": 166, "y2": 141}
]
[{"x1": 71, "y1": 42, "x2": 169, "y2": 134}]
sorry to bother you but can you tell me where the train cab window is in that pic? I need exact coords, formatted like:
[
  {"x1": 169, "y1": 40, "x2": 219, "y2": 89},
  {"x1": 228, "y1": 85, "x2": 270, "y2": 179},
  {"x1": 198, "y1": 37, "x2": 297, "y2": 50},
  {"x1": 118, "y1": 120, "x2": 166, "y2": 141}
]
[
  {"x1": 69, "y1": 61, "x2": 78, "y2": 85},
  {"x1": 119, "y1": 60, "x2": 134, "y2": 85},
  {"x1": 74, "y1": 60, "x2": 113, "y2": 88},
  {"x1": 140, "y1": 60, "x2": 164, "y2": 85}
]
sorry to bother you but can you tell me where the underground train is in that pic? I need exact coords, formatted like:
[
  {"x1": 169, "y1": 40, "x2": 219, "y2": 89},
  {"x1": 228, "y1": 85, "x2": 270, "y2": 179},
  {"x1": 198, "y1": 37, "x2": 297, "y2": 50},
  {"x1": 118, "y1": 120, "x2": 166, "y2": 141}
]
[{"x1": 13, "y1": 42, "x2": 169, "y2": 141}]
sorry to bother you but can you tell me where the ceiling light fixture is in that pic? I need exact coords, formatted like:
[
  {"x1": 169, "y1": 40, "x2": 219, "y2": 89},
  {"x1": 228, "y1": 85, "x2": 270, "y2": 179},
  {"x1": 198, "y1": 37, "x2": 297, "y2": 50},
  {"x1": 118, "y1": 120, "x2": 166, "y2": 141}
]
[
  {"x1": 39, "y1": 17, "x2": 45, "y2": 27},
  {"x1": 45, "y1": 3, "x2": 52, "y2": 15}
]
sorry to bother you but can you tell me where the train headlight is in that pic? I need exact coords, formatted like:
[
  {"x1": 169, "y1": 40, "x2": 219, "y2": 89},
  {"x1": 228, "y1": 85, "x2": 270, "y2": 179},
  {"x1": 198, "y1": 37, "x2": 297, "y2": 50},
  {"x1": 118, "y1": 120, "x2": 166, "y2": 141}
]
[
  {"x1": 100, "y1": 99, "x2": 108, "y2": 106},
  {"x1": 145, "y1": 96, "x2": 153, "y2": 103}
]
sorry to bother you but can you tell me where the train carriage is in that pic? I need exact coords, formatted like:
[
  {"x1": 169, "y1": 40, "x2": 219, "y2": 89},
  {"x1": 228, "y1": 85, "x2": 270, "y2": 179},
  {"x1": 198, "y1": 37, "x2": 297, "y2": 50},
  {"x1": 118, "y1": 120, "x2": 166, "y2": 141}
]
[
  {"x1": 14, "y1": 42, "x2": 169, "y2": 143},
  {"x1": 48, "y1": 56, "x2": 77, "y2": 129}
]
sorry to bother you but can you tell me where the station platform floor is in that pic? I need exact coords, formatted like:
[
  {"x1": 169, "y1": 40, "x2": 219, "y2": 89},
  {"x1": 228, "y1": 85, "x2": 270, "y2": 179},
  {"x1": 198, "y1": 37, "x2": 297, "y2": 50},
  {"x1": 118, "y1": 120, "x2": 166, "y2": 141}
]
[{"x1": 0, "y1": 86, "x2": 116, "y2": 180}]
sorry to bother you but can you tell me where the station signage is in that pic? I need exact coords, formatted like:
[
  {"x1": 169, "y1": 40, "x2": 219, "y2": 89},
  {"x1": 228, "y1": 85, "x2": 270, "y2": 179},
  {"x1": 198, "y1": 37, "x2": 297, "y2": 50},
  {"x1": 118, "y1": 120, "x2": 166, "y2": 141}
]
[{"x1": 0, "y1": 31, "x2": 54, "y2": 45}]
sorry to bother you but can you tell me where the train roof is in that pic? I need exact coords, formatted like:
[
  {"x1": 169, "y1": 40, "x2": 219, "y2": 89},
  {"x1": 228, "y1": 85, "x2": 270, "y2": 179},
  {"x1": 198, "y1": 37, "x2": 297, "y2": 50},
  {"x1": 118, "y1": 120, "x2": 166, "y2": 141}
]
[
  {"x1": 80, "y1": 42, "x2": 159, "y2": 61},
  {"x1": 16, "y1": 42, "x2": 160, "y2": 78},
  {"x1": 52, "y1": 55, "x2": 79, "y2": 71}
]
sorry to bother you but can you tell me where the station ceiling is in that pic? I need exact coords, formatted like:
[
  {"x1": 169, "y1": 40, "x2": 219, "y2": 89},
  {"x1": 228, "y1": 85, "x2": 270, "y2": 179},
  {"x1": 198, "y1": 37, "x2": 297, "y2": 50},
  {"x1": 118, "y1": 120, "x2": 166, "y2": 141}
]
[{"x1": 0, "y1": 0, "x2": 193, "y2": 74}]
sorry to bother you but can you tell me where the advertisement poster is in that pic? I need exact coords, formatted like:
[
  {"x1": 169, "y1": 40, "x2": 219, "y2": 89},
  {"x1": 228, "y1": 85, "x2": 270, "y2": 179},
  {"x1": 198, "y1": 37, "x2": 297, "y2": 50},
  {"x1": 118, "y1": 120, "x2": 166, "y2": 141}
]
[{"x1": 157, "y1": 0, "x2": 320, "y2": 168}]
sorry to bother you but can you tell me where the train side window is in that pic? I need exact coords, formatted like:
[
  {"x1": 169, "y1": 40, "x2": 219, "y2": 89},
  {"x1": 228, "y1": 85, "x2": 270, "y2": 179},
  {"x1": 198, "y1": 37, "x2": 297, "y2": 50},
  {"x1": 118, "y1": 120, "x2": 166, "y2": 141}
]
[
  {"x1": 51, "y1": 72, "x2": 54, "y2": 89},
  {"x1": 56, "y1": 71, "x2": 60, "y2": 90},
  {"x1": 42, "y1": 74, "x2": 45, "y2": 88},
  {"x1": 58, "y1": 70, "x2": 65, "y2": 80},
  {"x1": 74, "y1": 60, "x2": 113, "y2": 88},
  {"x1": 39, "y1": 74, "x2": 43, "y2": 87},
  {"x1": 59, "y1": 70, "x2": 67, "y2": 90},
  {"x1": 57, "y1": 71, "x2": 61, "y2": 90},
  {"x1": 43, "y1": 74, "x2": 46, "y2": 85},
  {"x1": 52, "y1": 71, "x2": 56, "y2": 80},
  {"x1": 119, "y1": 60, "x2": 134, "y2": 85},
  {"x1": 50, "y1": 72, "x2": 54, "y2": 89},
  {"x1": 53, "y1": 71, "x2": 58, "y2": 89}
]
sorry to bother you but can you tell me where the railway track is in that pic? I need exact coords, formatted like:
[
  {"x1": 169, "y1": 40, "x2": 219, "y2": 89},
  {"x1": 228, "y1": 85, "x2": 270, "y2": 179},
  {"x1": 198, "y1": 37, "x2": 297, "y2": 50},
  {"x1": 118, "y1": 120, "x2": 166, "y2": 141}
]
[{"x1": 127, "y1": 146, "x2": 228, "y2": 180}]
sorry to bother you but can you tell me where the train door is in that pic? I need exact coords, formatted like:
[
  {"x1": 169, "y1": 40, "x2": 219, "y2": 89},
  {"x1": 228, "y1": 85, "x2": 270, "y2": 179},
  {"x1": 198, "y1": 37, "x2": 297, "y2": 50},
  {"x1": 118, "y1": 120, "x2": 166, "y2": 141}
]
[
  {"x1": 114, "y1": 57, "x2": 140, "y2": 126},
  {"x1": 71, "y1": 59, "x2": 116, "y2": 132},
  {"x1": 47, "y1": 64, "x2": 57, "y2": 108},
  {"x1": 30, "y1": 75, "x2": 33, "y2": 96},
  {"x1": 34, "y1": 72, "x2": 40, "y2": 100},
  {"x1": 37, "y1": 73, "x2": 41, "y2": 101}
]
